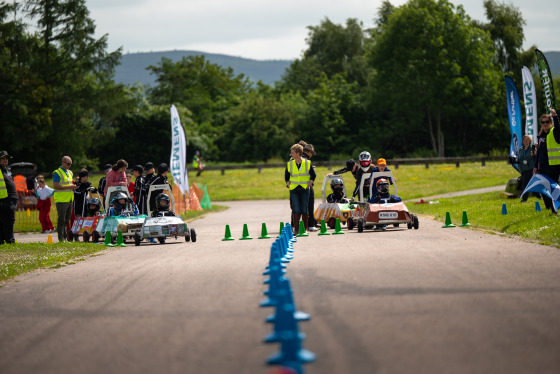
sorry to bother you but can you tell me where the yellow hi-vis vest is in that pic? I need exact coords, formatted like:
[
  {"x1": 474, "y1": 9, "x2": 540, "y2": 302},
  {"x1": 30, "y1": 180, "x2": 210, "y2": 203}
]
[
  {"x1": 53, "y1": 167, "x2": 74, "y2": 203},
  {"x1": 287, "y1": 159, "x2": 311, "y2": 190},
  {"x1": 0, "y1": 169, "x2": 7, "y2": 199},
  {"x1": 547, "y1": 128, "x2": 560, "y2": 166}
]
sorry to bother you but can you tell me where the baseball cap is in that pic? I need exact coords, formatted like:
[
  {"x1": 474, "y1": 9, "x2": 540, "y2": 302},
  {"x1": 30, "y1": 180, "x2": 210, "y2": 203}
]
[
  {"x1": 0, "y1": 150, "x2": 12, "y2": 159},
  {"x1": 144, "y1": 162, "x2": 154, "y2": 171},
  {"x1": 303, "y1": 144, "x2": 316, "y2": 156},
  {"x1": 103, "y1": 163, "x2": 112, "y2": 172},
  {"x1": 377, "y1": 158, "x2": 387, "y2": 165}
]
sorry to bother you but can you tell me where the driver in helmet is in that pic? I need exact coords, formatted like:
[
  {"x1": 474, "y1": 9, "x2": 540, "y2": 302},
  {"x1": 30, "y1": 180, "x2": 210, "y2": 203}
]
[
  {"x1": 352, "y1": 151, "x2": 376, "y2": 200},
  {"x1": 368, "y1": 179, "x2": 401, "y2": 204},
  {"x1": 327, "y1": 178, "x2": 349, "y2": 203},
  {"x1": 85, "y1": 197, "x2": 102, "y2": 217},
  {"x1": 108, "y1": 192, "x2": 139, "y2": 217},
  {"x1": 152, "y1": 193, "x2": 175, "y2": 217}
]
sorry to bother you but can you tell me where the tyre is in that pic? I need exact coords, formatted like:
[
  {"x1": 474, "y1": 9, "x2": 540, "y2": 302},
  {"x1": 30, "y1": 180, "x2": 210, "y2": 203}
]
[
  {"x1": 347, "y1": 219, "x2": 354, "y2": 230},
  {"x1": 413, "y1": 215, "x2": 419, "y2": 230},
  {"x1": 407, "y1": 221, "x2": 412, "y2": 229},
  {"x1": 92, "y1": 231, "x2": 100, "y2": 243},
  {"x1": 190, "y1": 228, "x2": 197, "y2": 243},
  {"x1": 157, "y1": 237, "x2": 166, "y2": 244},
  {"x1": 393, "y1": 223, "x2": 400, "y2": 228},
  {"x1": 327, "y1": 217, "x2": 337, "y2": 229},
  {"x1": 357, "y1": 218, "x2": 364, "y2": 233},
  {"x1": 134, "y1": 233, "x2": 141, "y2": 246},
  {"x1": 83, "y1": 231, "x2": 90, "y2": 242}
]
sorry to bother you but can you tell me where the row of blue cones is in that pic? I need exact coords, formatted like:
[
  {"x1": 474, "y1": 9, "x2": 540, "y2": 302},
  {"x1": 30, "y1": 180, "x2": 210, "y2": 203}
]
[{"x1": 260, "y1": 222, "x2": 315, "y2": 374}]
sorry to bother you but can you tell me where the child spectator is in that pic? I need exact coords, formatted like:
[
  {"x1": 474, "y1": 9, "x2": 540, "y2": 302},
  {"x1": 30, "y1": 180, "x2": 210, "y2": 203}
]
[
  {"x1": 33, "y1": 176, "x2": 55, "y2": 233},
  {"x1": 327, "y1": 178, "x2": 349, "y2": 203},
  {"x1": 73, "y1": 169, "x2": 91, "y2": 217},
  {"x1": 127, "y1": 173, "x2": 134, "y2": 197},
  {"x1": 139, "y1": 162, "x2": 155, "y2": 215},
  {"x1": 97, "y1": 164, "x2": 112, "y2": 200},
  {"x1": 132, "y1": 165, "x2": 144, "y2": 204},
  {"x1": 104, "y1": 159, "x2": 128, "y2": 197}
]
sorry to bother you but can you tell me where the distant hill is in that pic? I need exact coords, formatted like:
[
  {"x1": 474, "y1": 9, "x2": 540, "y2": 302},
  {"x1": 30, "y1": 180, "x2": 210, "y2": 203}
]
[{"x1": 113, "y1": 50, "x2": 293, "y2": 87}]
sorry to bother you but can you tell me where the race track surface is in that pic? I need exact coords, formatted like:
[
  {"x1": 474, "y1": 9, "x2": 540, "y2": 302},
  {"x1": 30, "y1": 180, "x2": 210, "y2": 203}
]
[{"x1": 2, "y1": 200, "x2": 560, "y2": 374}]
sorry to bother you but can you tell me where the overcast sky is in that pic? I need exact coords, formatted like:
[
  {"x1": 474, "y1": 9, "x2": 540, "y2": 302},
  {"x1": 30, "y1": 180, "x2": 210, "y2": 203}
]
[{"x1": 87, "y1": 0, "x2": 559, "y2": 60}]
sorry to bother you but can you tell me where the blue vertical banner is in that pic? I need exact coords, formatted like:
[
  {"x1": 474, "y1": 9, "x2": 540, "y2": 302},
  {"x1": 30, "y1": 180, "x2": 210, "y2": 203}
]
[{"x1": 505, "y1": 76, "x2": 522, "y2": 174}]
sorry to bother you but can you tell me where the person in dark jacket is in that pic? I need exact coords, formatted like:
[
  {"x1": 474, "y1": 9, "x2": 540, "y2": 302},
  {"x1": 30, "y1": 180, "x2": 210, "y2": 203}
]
[
  {"x1": 534, "y1": 109, "x2": 560, "y2": 212},
  {"x1": 148, "y1": 163, "x2": 171, "y2": 213},
  {"x1": 132, "y1": 165, "x2": 144, "y2": 204},
  {"x1": 0, "y1": 150, "x2": 17, "y2": 244},
  {"x1": 73, "y1": 169, "x2": 91, "y2": 217},
  {"x1": 138, "y1": 162, "x2": 156, "y2": 215},
  {"x1": 302, "y1": 143, "x2": 318, "y2": 231},
  {"x1": 513, "y1": 135, "x2": 536, "y2": 202},
  {"x1": 97, "y1": 164, "x2": 112, "y2": 200}
]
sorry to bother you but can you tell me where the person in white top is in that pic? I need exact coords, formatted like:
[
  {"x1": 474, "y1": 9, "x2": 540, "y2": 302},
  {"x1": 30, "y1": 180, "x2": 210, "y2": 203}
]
[{"x1": 33, "y1": 176, "x2": 55, "y2": 233}]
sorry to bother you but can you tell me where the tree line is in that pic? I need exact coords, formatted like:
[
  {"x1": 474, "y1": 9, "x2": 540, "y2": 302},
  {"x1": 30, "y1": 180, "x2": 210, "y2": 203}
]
[{"x1": 2, "y1": 0, "x2": 560, "y2": 172}]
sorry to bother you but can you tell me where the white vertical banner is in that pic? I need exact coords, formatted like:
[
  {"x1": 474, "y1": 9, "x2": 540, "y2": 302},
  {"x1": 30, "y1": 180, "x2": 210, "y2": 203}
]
[
  {"x1": 522, "y1": 66, "x2": 538, "y2": 144},
  {"x1": 170, "y1": 104, "x2": 189, "y2": 194}
]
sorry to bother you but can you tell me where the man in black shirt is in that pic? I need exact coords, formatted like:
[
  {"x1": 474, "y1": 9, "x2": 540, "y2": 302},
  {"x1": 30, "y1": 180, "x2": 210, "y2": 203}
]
[{"x1": 0, "y1": 150, "x2": 18, "y2": 244}]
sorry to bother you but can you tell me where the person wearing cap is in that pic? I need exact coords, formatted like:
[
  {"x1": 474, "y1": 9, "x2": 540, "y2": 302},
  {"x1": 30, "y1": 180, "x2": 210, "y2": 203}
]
[
  {"x1": 104, "y1": 159, "x2": 128, "y2": 198},
  {"x1": 193, "y1": 151, "x2": 204, "y2": 176},
  {"x1": 302, "y1": 143, "x2": 318, "y2": 231},
  {"x1": 371, "y1": 158, "x2": 394, "y2": 199},
  {"x1": 148, "y1": 163, "x2": 171, "y2": 213},
  {"x1": 97, "y1": 163, "x2": 112, "y2": 200},
  {"x1": 0, "y1": 150, "x2": 18, "y2": 244},
  {"x1": 73, "y1": 169, "x2": 91, "y2": 217},
  {"x1": 132, "y1": 165, "x2": 144, "y2": 204},
  {"x1": 53, "y1": 156, "x2": 78, "y2": 242},
  {"x1": 138, "y1": 162, "x2": 156, "y2": 215}
]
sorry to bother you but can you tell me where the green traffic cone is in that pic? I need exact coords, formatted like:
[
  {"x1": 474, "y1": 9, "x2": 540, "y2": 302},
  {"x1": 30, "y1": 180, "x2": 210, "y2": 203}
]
[
  {"x1": 116, "y1": 230, "x2": 126, "y2": 247},
  {"x1": 296, "y1": 220, "x2": 309, "y2": 237},
  {"x1": 318, "y1": 219, "x2": 330, "y2": 236},
  {"x1": 277, "y1": 222, "x2": 284, "y2": 238},
  {"x1": 103, "y1": 231, "x2": 114, "y2": 247},
  {"x1": 239, "y1": 223, "x2": 253, "y2": 240},
  {"x1": 333, "y1": 218, "x2": 345, "y2": 235},
  {"x1": 258, "y1": 222, "x2": 271, "y2": 239},
  {"x1": 442, "y1": 212, "x2": 456, "y2": 228},
  {"x1": 459, "y1": 210, "x2": 470, "y2": 227},
  {"x1": 222, "y1": 224, "x2": 234, "y2": 241}
]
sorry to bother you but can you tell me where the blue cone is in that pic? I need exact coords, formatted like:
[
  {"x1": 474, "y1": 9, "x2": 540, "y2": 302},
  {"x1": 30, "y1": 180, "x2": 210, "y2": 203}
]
[
  {"x1": 501, "y1": 203, "x2": 508, "y2": 215},
  {"x1": 266, "y1": 281, "x2": 310, "y2": 323},
  {"x1": 286, "y1": 223, "x2": 297, "y2": 243},
  {"x1": 266, "y1": 330, "x2": 316, "y2": 365},
  {"x1": 535, "y1": 201, "x2": 541, "y2": 212}
]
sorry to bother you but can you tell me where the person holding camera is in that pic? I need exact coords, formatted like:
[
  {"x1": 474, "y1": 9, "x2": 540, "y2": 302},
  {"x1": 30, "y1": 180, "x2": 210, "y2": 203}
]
[
  {"x1": 534, "y1": 109, "x2": 560, "y2": 212},
  {"x1": 516, "y1": 135, "x2": 536, "y2": 202}
]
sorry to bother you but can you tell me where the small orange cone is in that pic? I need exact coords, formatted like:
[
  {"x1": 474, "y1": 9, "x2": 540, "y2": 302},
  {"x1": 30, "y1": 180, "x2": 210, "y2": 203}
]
[{"x1": 47, "y1": 234, "x2": 53, "y2": 244}]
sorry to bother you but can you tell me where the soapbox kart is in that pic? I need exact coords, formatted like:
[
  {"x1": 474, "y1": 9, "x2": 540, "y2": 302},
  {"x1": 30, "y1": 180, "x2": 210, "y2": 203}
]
[
  {"x1": 68, "y1": 187, "x2": 104, "y2": 242},
  {"x1": 91, "y1": 186, "x2": 147, "y2": 243},
  {"x1": 353, "y1": 171, "x2": 419, "y2": 232},
  {"x1": 314, "y1": 174, "x2": 357, "y2": 229},
  {"x1": 134, "y1": 184, "x2": 196, "y2": 245}
]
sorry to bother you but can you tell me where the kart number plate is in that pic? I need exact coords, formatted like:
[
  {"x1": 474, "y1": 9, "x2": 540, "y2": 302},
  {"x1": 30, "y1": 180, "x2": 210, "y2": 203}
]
[{"x1": 379, "y1": 211, "x2": 398, "y2": 219}]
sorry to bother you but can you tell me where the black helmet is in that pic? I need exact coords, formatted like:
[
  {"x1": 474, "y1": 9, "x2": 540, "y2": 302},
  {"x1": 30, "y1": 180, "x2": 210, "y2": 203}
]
[
  {"x1": 376, "y1": 178, "x2": 390, "y2": 195},
  {"x1": 87, "y1": 197, "x2": 101, "y2": 214},
  {"x1": 330, "y1": 178, "x2": 344, "y2": 194},
  {"x1": 358, "y1": 151, "x2": 372, "y2": 171},
  {"x1": 111, "y1": 192, "x2": 128, "y2": 210},
  {"x1": 155, "y1": 193, "x2": 170, "y2": 211}
]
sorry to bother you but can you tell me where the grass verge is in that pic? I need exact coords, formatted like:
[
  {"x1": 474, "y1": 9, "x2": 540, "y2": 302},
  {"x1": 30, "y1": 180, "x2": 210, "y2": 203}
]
[{"x1": 409, "y1": 192, "x2": 560, "y2": 248}]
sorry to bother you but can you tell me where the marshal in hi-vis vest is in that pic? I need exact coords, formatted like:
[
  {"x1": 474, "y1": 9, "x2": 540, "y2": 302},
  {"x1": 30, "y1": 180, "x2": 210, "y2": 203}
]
[
  {"x1": 287, "y1": 159, "x2": 311, "y2": 190},
  {"x1": 547, "y1": 127, "x2": 560, "y2": 166},
  {"x1": 53, "y1": 167, "x2": 74, "y2": 203},
  {"x1": 0, "y1": 169, "x2": 7, "y2": 199}
]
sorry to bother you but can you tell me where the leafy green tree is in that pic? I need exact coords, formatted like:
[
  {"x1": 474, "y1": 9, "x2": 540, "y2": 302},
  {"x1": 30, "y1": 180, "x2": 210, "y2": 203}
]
[{"x1": 368, "y1": 0, "x2": 503, "y2": 157}]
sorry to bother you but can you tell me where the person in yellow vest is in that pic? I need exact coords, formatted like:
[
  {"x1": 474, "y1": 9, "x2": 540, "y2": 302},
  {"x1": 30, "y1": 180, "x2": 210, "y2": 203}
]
[
  {"x1": 193, "y1": 150, "x2": 204, "y2": 176},
  {"x1": 0, "y1": 150, "x2": 18, "y2": 244},
  {"x1": 53, "y1": 156, "x2": 78, "y2": 242},
  {"x1": 285, "y1": 144, "x2": 316, "y2": 234},
  {"x1": 534, "y1": 108, "x2": 560, "y2": 213}
]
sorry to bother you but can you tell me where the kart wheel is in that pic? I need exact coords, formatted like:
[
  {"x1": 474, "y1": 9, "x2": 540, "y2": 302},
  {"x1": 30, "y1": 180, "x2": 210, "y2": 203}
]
[
  {"x1": 327, "y1": 217, "x2": 337, "y2": 229},
  {"x1": 190, "y1": 228, "x2": 197, "y2": 243},
  {"x1": 393, "y1": 223, "x2": 400, "y2": 228},
  {"x1": 83, "y1": 231, "x2": 90, "y2": 242},
  {"x1": 92, "y1": 231, "x2": 100, "y2": 243},
  {"x1": 157, "y1": 237, "x2": 166, "y2": 244},
  {"x1": 185, "y1": 232, "x2": 190, "y2": 242},
  {"x1": 413, "y1": 215, "x2": 419, "y2": 230},
  {"x1": 347, "y1": 218, "x2": 354, "y2": 230},
  {"x1": 407, "y1": 221, "x2": 412, "y2": 229},
  {"x1": 67, "y1": 231, "x2": 74, "y2": 242},
  {"x1": 357, "y1": 218, "x2": 364, "y2": 233},
  {"x1": 134, "y1": 233, "x2": 141, "y2": 246}
]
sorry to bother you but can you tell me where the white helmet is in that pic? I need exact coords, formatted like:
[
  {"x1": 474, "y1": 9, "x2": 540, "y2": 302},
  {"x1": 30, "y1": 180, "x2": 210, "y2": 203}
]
[{"x1": 358, "y1": 151, "x2": 372, "y2": 171}]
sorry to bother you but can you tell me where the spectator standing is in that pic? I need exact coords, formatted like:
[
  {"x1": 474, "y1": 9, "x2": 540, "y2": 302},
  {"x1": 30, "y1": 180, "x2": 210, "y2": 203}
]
[
  {"x1": 97, "y1": 164, "x2": 112, "y2": 201},
  {"x1": 33, "y1": 176, "x2": 55, "y2": 233},
  {"x1": 285, "y1": 144, "x2": 316, "y2": 234},
  {"x1": 103, "y1": 159, "x2": 128, "y2": 197},
  {"x1": 132, "y1": 165, "x2": 144, "y2": 204},
  {"x1": 302, "y1": 144, "x2": 318, "y2": 231},
  {"x1": 127, "y1": 172, "x2": 134, "y2": 197},
  {"x1": 193, "y1": 151, "x2": 204, "y2": 176},
  {"x1": 138, "y1": 162, "x2": 156, "y2": 215},
  {"x1": 516, "y1": 135, "x2": 536, "y2": 202},
  {"x1": 53, "y1": 156, "x2": 77, "y2": 242},
  {"x1": 535, "y1": 109, "x2": 560, "y2": 212},
  {"x1": 0, "y1": 150, "x2": 17, "y2": 244},
  {"x1": 73, "y1": 169, "x2": 91, "y2": 217}
]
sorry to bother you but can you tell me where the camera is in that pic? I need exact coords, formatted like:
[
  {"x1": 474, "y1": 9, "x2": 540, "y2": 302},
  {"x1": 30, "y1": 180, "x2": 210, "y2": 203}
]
[{"x1": 532, "y1": 144, "x2": 536, "y2": 152}]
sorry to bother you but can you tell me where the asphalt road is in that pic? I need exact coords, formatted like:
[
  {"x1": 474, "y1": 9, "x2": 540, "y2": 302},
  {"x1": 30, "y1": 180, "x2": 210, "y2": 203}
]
[{"x1": 2, "y1": 200, "x2": 560, "y2": 374}]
